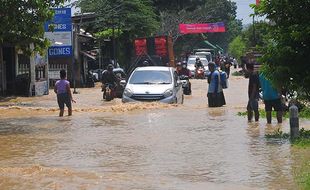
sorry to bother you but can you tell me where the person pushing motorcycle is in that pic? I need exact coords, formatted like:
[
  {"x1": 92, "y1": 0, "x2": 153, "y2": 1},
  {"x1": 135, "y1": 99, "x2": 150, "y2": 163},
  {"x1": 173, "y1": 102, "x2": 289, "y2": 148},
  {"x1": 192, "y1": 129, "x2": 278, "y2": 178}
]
[{"x1": 176, "y1": 61, "x2": 192, "y2": 94}]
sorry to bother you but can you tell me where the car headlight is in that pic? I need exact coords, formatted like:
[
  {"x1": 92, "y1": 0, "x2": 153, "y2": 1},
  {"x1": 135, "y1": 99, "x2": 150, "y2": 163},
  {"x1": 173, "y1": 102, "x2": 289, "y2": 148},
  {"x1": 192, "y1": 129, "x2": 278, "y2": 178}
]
[
  {"x1": 163, "y1": 89, "x2": 173, "y2": 98},
  {"x1": 123, "y1": 88, "x2": 133, "y2": 97}
]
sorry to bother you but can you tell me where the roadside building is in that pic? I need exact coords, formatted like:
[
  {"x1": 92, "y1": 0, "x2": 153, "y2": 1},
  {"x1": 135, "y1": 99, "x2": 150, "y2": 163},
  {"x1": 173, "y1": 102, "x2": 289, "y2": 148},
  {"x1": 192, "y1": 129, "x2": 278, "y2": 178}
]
[{"x1": 0, "y1": 45, "x2": 49, "y2": 97}]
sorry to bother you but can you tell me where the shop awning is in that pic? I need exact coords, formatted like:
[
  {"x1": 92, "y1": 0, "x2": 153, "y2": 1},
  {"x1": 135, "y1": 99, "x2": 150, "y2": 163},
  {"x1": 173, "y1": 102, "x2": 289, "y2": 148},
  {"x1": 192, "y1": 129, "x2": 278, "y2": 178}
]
[
  {"x1": 80, "y1": 51, "x2": 96, "y2": 60},
  {"x1": 215, "y1": 44, "x2": 224, "y2": 52},
  {"x1": 201, "y1": 40, "x2": 217, "y2": 49}
]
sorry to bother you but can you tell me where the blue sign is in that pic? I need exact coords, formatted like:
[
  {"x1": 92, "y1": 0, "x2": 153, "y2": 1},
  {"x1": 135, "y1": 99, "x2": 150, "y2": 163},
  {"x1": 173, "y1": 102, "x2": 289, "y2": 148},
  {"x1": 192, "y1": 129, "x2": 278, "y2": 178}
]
[
  {"x1": 45, "y1": 8, "x2": 73, "y2": 57},
  {"x1": 48, "y1": 46, "x2": 72, "y2": 57},
  {"x1": 44, "y1": 22, "x2": 72, "y2": 32},
  {"x1": 44, "y1": 8, "x2": 72, "y2": 32}
]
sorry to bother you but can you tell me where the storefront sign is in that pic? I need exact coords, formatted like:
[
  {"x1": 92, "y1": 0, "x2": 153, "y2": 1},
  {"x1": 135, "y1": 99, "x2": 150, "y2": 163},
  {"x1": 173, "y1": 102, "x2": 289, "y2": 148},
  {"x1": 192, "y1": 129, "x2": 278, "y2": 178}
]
[
  {"x1": 179, "y1": 22, "x2": 226, "y2": 34},
  {"x1": 44, "y1": 8, "x2": 72, "y2": 57}
]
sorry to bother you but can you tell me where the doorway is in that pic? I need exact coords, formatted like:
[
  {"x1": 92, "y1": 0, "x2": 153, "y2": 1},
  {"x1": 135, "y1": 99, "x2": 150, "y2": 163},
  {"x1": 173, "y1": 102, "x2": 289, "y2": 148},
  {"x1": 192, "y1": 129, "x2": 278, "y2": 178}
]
[{"x1": 1, "y1": 46, "x2": 16, "y2": 96}]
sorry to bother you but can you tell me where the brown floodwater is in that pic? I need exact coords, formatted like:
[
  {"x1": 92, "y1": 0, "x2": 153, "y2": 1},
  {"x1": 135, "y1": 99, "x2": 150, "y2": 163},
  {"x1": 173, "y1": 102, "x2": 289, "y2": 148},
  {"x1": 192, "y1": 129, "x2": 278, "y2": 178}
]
[{"x1": 0, "y1": 75, "x2": 309, "y2": 190}]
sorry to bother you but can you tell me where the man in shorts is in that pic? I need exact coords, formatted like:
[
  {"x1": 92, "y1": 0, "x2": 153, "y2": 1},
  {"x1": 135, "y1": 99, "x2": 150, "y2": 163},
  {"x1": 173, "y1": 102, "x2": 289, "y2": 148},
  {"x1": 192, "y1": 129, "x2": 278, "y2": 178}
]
[
  {"x1": 246, "y1": 64, "x2": 260, "y2": 122},
  {"x1": 259, "y1": 74, "x2": 282, "y2": 124}
]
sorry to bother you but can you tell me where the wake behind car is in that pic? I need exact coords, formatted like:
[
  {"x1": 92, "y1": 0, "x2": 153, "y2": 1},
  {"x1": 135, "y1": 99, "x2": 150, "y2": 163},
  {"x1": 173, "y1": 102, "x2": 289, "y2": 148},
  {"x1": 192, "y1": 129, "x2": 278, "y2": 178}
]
[{"x1": 122, "y1": 66, "x2": 184, "y2": 104}]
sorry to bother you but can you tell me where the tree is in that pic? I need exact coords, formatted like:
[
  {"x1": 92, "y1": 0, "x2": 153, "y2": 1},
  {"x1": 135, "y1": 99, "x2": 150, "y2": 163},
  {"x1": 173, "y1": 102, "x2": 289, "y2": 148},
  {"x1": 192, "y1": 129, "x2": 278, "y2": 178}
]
[
  {"x1": 154, "y1": 0, "x2": 242, "y2": 53},
  {"x1": 153, "y1": 0, "x2": 204, "y2": 12},
  {"x1": 241, "y1": 21, "x2": 269, "y2": 48},
  {"x1": 201, "y1": 0, "x2": 242, "y2": 51},
  {"x1": 254, "y1": 0, "x2": 310, "y2": 100},
  {"x1": 78, "y1": 0, "x2": 159, "y2": 38},
  {"x1": 228, "y1": 36, "x2": 246, "y2": 61},
  {"x1": 78, "y1": 0, "x2": 159, "y2": 68},
  {"x1": 0, "y1": 0, "x2": 66, "y2": 53}
]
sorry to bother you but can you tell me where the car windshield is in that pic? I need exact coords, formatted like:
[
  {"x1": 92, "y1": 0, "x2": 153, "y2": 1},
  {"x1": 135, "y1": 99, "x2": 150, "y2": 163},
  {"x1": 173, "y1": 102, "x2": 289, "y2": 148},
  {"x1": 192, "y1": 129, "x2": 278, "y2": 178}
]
[
  {"x1": 129, "y1": 70, "x2": 172, "y2": 84},
  {"x1": 195, "y1": 53, "x2": 212, "y2": 61}
]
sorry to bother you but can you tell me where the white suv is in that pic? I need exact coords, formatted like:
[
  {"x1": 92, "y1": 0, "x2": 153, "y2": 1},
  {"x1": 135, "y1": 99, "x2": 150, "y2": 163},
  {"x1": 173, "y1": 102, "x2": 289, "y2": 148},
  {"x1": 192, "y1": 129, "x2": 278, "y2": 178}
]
[{"x1": 122, "y1": 66, "x2": 184, "y2": 104}]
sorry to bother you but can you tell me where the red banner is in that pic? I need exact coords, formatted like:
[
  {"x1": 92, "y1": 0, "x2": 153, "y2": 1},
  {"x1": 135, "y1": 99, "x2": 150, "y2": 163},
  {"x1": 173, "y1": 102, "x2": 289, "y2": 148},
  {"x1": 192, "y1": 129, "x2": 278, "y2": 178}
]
[
  {"x1": 256, "y1": 0, "x2": 260, "y2": 5},
  {"x1": 134, "y1": 38, "x2": 147, "y2": 56},
  {"x1": 155, "y1": 37, "x2": 167, "y2": 56},
  {"x1": 179, "y1": 22, "x2": 226, "y2": 34}
]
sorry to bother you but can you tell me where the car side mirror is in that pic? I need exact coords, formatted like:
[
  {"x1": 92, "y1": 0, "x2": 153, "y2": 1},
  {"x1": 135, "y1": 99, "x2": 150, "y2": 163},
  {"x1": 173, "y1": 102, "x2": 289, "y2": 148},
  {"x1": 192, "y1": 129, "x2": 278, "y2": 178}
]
[{"x1": 120, "y1": 80, "x2": 126, "y2": 85}]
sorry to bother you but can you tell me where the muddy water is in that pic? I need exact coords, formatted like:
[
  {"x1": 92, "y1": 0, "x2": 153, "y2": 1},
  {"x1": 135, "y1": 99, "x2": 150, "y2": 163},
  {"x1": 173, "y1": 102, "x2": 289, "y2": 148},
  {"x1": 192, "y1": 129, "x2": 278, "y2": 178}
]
[{"x1": 0, "y1": 76, "x2": 309, "y2": 189}]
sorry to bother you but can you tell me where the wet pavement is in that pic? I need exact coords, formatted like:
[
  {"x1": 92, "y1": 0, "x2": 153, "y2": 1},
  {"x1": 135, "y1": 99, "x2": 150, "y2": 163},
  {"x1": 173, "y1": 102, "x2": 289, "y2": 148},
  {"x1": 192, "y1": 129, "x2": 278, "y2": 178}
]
[{"x1": 0, "y1": 74, "x2": 309, "y2": 189}]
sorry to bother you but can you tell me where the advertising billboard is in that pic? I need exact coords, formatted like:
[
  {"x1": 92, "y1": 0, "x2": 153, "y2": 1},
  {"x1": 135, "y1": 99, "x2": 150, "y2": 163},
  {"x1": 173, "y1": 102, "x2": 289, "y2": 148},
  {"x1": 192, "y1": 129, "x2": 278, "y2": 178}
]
[{"x1": 179, "y1": 22, "x2": 226, "y2": 34}]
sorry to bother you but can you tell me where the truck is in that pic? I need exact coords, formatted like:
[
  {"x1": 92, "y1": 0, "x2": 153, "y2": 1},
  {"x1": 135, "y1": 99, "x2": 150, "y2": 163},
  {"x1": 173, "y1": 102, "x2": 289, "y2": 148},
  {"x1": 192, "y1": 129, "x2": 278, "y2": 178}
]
[{"x1": 131, "y1": 36, "x2": 175, "y2": 70}]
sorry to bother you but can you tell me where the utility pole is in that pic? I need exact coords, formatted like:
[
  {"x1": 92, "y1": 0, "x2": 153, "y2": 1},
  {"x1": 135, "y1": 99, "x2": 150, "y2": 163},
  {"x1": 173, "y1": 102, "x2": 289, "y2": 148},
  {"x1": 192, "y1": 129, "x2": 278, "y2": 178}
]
[
  {"x1": 99, "y1": 40, "x2": 102, "y2": 69},
  {"x1": 252, "y1": 15, "x2": 256, "y2": 47},
  {"x1": 112, "y1": 16, "x2": 116, "y2": 67}
]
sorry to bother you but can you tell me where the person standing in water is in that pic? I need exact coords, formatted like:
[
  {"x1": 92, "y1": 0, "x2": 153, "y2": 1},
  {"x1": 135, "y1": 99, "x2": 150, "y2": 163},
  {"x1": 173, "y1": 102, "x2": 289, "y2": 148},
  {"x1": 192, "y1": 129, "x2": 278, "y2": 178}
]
[
  {"x1": 207, "y1": 62, "x2": 226, "y2": 107},
  {"x1": 246, "y1": 64, "x2": 260, "y2": 122},
  {"x1": 259, "y1": 73, "x2": 282, "y2": 124},
  {"x1": 54, "y1": 70, "x2": 76, "y2": 117}
]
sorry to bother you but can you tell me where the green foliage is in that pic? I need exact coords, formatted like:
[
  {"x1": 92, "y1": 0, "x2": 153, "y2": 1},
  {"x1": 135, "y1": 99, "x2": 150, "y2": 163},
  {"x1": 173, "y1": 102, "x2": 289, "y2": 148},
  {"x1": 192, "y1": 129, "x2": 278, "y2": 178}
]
[
  {"x1": 241, "y1": 21, "x2": 270, "y2": 48},
  {"x1": 153, "y1": 0, "x2": 204, "y2": 12},
  {"x1": 299, "y1": 107, "x2": 310, "y2": 119},
  {"x1": 199, "y1": 0, "x2": 242, "y2": 51},
  {"x1": 265, "y1": 128, "x2": 290, "y2": 139},
  {"x1": 232, "y1": 71, "x2": 244, "y2": 76},
  {"x1": 238, "y1": 106, "x2": 310, "y2": 120},
  {"x1": 238, "y1": 109, "x2": 288, "y2": 118},
  {"x1": 78, "y1": 0, "x2": 159, "y2": 38},
  {"x1": 0, "y1": 0, "x2": 66, "y2": 54},
  {"x1": 95, "y1": 29, "x2": 123, "y2": 39},
  {"x1": 228, "y1": 36, "x2": 246, "y2": 61},
  {"x1": 265, "y1": 128, "x2": 310, "y2": 147},
  {"x1": 157, "y1": 0, "x2": 242, "y2": 55},
  {"x1": 254, "y1": 0, "x2": 310, "y2": 101},
  {"x1": 297, "y1": 163, "x2": 310, "y2": 190}
]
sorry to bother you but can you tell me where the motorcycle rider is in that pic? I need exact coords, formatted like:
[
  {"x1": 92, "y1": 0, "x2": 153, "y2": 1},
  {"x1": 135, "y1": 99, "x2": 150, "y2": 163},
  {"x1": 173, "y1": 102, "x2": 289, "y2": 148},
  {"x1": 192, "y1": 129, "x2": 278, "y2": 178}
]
[
  {"x1": 176, "y1": 61, "x2": 192, "y2": 94},
  {"x1": 195, "y1": 57, "x2": 204, "y2": 69},
  {"x1": 176, "y1": 61, "x2": 191, "y2": 77},
  {"x1": 101, "y1": 64, "x2": 119, "y2": 97}
]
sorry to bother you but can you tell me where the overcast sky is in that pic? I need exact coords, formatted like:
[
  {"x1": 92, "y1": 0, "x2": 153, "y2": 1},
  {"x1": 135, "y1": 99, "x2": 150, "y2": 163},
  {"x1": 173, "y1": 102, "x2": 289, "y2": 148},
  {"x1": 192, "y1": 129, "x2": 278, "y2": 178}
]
[
  {"x1": 68, "y1": 0, "x2": 256, "y2": 25},
  {"x1": 232, "y1": 0, "x2": 256, "y2": 24}
]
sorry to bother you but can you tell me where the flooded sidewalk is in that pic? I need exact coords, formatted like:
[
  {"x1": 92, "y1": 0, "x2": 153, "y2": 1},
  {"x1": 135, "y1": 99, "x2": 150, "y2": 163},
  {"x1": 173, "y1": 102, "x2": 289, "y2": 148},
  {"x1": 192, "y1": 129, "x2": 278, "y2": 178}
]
[{"x1": 0, "y1": 75, "x2": 309, "y2": 189}]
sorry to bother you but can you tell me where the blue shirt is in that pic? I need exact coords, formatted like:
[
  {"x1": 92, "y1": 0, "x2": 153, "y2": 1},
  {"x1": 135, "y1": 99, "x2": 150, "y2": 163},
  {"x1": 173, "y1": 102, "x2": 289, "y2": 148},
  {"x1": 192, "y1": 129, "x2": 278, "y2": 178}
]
[
  {"x1": 259, "y1": 74, "x2": 279, "y2": 100},
  {"x1": 208, "y1": 70, "x2": 222, "y2": 93}
]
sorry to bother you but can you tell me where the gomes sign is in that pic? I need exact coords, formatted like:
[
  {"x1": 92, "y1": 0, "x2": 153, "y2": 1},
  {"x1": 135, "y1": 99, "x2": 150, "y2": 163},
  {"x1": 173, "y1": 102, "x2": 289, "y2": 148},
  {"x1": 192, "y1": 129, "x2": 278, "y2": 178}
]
[
  {"x1": 44, "y1": 8, "x2": 72, "y2": 57},
  {"x1": 179, "y1": 22, "x2": 226, "y2": 34}
]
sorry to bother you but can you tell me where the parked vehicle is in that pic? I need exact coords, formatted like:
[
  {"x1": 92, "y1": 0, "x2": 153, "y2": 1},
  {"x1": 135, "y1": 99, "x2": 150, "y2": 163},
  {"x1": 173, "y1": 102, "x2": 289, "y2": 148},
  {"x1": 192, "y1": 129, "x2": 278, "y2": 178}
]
[
  {"x1": 86, "y1": 71, "x2": 95, "y2": 87},
  {"x1": 122, "y1": 66, "x2": 183, "y2": 104},
  {"x1": 90, "y1": 69, "x2": 104, "y2": 82}
]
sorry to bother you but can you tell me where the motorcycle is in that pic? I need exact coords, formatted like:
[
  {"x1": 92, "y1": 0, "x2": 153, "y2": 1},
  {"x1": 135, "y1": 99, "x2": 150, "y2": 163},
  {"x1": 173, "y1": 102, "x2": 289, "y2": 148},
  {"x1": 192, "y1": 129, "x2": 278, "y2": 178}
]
[
  {"x1": 195, "y1": 66, "x2": 205, "y2": 79},
  {"x1": 179, "y1": 75, "x2": 191, "y2": 95},
  {"x1": 102, "y1": 83, "x2": 116, "y2": 101},
  {"x1": 86, "y1": 71, "x2": 95, "y2": 88}
]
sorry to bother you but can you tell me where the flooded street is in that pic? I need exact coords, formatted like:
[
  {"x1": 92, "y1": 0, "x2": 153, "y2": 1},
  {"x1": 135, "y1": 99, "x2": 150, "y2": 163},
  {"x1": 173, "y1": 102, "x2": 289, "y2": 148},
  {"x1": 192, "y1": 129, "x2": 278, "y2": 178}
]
[{"x1": 0, "y1": 75, "x2": 309, "y2": 189}]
